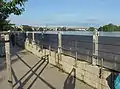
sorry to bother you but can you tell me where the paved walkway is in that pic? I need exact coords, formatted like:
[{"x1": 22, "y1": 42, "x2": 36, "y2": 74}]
[{"x1": 0, "y1": 46, "x2": 94, "y2": 89}]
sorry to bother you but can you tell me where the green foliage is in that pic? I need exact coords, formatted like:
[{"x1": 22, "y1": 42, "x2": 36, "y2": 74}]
[
  {"x1": 0, "y1": 0, "x2": 27, "y2": 31},
  {"x1": 61, "y1": 27, "x2": 67, "y2": 31},
  {"x1": 0, "y1": 20, "x2": 15, "y2": 31},
  {"x1": 39, "y1": 27, "x2": 44, "y2": 31},
  {"x1": 0, "y1": 0, "x2": 27, "y2": 20},
  {"x1": 22, "y1": 25, "x2": 33, "y2": 31},
  {"x1": 67, "y1": 28, "x2": 75, "y2": 31},
  {"x1": 88, "y1": 27, "x2": 95, "y2": 31},
  {"x1": 98, "y1": 24, "x2": 120, "y2": 32}
]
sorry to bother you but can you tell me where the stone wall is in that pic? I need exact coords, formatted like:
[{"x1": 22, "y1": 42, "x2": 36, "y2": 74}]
[{"x1": 24, "y1": 40, "x2": 115, "y2": 89}]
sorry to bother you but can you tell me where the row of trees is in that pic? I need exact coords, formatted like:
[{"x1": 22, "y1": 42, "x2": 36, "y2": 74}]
[
  {"x1": 22, "y1": 24, "x2": 120, "y2": 32},
  {"x1": 88, "y1": 24, "x2": 120, "y2": 32},
  {"x1": 0, "y1": 0, "x2": 27, "y2": 31}
]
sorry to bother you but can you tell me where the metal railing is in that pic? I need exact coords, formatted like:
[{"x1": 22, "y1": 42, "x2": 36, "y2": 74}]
[{"x1": 21, "y1": 31, "x2": 120, "y2": 72}]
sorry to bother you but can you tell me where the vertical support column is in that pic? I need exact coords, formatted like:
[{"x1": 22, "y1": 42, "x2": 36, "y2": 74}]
[
  {"x1": 48, "y1": 45, "x2": 51, "y2": 62},
  {"x1": 92, "y1": 30, "x2": 99, "y2": 65},
  {"x1": 5, "y1": 33, "x2": 13, "y2": 89},
  {"x1": 26, "y1": 32, "x2": 29, "y2": 42},
  {"x1": 58, "y1": 32, "x2": 62, "y2": 61},
  {"x1": 58, "y1": 32, "x2": 62, "y2": 70},
  {"x1": 44, "y1": 49, "x2": 46, "y2": 57},
  {"x1": 55, "y1": 52, "x2": 57, "y2": 63},
  {"x1": 31, "y1": 32, "x2": 35, "y2": 48},
  {"x1": 32, "y1": 32, "x2": 35, "y2": 44},
  {"x1": 49, "y1": 45, "x2": 51, "y2": 56},
  {"x1": 74, "y1": 52, "x2": 78, "y2": 68},
  {"x1": 25, "y1": 32, "x2": 29, "y2": 48}
]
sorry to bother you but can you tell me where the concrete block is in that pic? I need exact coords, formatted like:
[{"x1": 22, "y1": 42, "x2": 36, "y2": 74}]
[
  {"x1": 100, "y1": 85, "x2": 111, "y2": 89},
  {"x1": 76, "y1": 70, "x2": 84, "y2": 81},
  {"x1": 49, "y1": 58, "x2": 56, "y2": 65},
  {"x1": 77, "y1": 61, "x2": 86, "y2": 70},
  {"x1": 85, "y1": 70, "x2": 99, "y2": 82},
  {"x1": 62, "y1": 62, "x2": 73, "y2": 73},
  {"x1": 102, "y1": 69, "x2": 111, "y2": 79},
  {"x1": 85, "y1": 64, "x2": 100, "y2": 76},
  {"x1": 62, "y1": 55, "x2": 75, "y2": 66},
  {"x1": 77, "y1": 67, "x2": 85, "y2": 76},
  {"x1": 84, "y1": 76, "x2": 98, "y2": 89},
  {"x1": 99, "y1": 78, "x2": 111, "y2": 89}
]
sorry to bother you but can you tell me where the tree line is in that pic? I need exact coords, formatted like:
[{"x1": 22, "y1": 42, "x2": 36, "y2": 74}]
[{"x1": 88, "y1": 24, "x2": 120, "y2": 32}]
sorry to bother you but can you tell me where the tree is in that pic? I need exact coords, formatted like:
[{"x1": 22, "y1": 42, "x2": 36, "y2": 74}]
[
  {"x1": 39, "y1": 27, "x2": 44, "y2": 31},
  {"x1": 88, "y1": 27, "x2": 95, "y2": 31},
  {"x1": 61, "y1": 27, "x2": 66, "y2": 31},
  {"x1": 22, "y1": 25, "x2": 33, "y2": 31},
  {"x1": 98, "y1": 23, "x2": 119, "y2": 32},
  {"x1": 67, "y1": 28, "x2": 75, "y2": 31},
  {"x1": 0, "y1": 0, "x2": 27, "y2": 31}
]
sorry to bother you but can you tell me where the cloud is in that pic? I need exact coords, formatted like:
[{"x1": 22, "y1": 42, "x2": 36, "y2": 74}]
[{"x1": 85, "y1": 17, "x2": 99, "y2": 23}]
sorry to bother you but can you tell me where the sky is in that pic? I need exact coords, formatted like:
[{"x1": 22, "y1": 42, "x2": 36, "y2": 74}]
[{"x1": 9, "y1": 0, "x2": 120, "y2": 27}]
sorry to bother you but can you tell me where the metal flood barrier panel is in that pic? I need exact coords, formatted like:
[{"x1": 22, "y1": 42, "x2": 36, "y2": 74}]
[
  {"x1": 27, "y1": 33, "x2": 33, "y2": 44},
  {"x1": 16, "y1": 32, "x2": 26, "y2": 47},
  {"x1": 98, "y1": 32, "x2": 120, "y2": 72},
  {"x1": 34, "y1": 33, "x2": 58, "y2": 51},
  {"x1": 17, "y1": 31, "x2": 120, "y2": 72},
  {"x1": 62, "y1": 35, "x2": 93, "y2": 63}
]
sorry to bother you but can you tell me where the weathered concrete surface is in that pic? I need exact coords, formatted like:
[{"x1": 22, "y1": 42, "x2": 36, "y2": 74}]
[
  {"x1": 25, "y1": 41, "x2": 114, "y2": 89},
  {"x1": 0, "y1": 47, "x2": 94, "y2": 89}
]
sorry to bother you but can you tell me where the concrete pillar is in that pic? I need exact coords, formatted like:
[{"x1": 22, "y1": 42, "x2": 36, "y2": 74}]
[
  {"x1": 92, "y1": 30, "x2": 99, "y2": 65},
  {"x1": 25, "y1": 32, "x2": 29, "y2": 48},
  {"x1": 58, "y1": 32, "x2": 63, "y2": 71},
  {"x1": 26, "y1": 32, "x2": 29, "y2": 42},
  {"x1": 5, "y1": 33, "x2": 13, "y2": 89},
  {"x1": 32, "y1": 32, "x2": 35, "y2": 44},
  {"x1": 58, "y1": 32, "x2": 62, "y2": 61}
]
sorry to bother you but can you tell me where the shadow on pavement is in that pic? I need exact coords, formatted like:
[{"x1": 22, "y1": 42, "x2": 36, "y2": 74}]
[
  {"x1": 63, "y1": 68, "x2": 76, "y2": 89},
  {"x1": 0, "y1": 32, "x2": 26, "y2": 71},
  {"x1": 0, "y1": 46, "x2": 24, "y2": 72},
  {"x1": 13, "y1": 54, "x2": 55, "y2": 89},
  {"x1": 11, "y1": 67, "x2": 23, "y2": 89}
]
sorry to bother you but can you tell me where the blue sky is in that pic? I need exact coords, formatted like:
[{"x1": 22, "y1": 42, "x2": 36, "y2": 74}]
[{"x1": 9, "y1": 0, "x2": 120, "y2": 27}]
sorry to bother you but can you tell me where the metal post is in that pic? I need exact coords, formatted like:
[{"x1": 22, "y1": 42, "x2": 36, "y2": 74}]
[
  {"x1": 45, "y1": 49, "x2": 46, "y2": 56},
  {"x1": 49, "y1": 45, "x2": 51, "y2": 56},
  {"x1": 69, "y1": 47, "x2": 72, "y2": 56},
  {"x1": 74, "y1": 52, "x2": 78, "y2": 67},
  {"x1": 92, "y1": 30, "x2": 99, "y2": 65},
  {"x1": 55, "y1": 52, "x2": 57, "y2": 63},
  {"x1": 26, "y1": 32, "x2": 29, "y2": 47},
  {"x1": 26, "y1": 32, "x2": 29, "y2": 42},
  {"x1": 58, "y1": 32, "x2": 62, "y2": 61},
  {"x1": 32, "y1": 32, "x2": 35, "y2": 44},
  {"x1": 5, "y1": 33, "x2": 13, "y2": 89},
  {"x1": 58, "y1": 32, "x2": 63, "y2": 71}
]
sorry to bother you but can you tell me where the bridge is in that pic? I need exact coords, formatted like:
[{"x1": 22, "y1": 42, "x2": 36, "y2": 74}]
[{"x1": 0, "y1": 31, "x2": 119, "y2": 89}]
